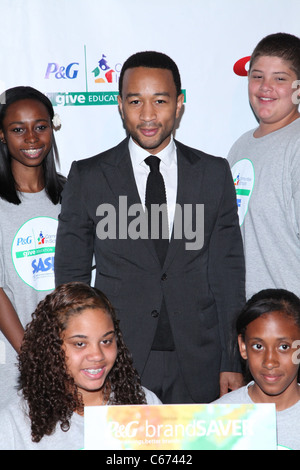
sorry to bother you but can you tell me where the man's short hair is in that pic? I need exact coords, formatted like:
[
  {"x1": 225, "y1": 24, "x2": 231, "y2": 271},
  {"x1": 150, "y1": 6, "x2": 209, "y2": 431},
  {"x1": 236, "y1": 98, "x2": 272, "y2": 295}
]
[
  {"x1": 249, "y1": 32, "x2": 300, "y2": 79},
  {"x1": 118, "y1": 51, "x2": 182, "y2": 97}
]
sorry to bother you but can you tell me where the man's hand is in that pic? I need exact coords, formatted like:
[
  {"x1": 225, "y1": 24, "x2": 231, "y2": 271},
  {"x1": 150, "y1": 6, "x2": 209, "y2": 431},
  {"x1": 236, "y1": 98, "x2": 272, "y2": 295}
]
[{"x1": 219, "y1": 372, "x2": 244, "y2": 397}]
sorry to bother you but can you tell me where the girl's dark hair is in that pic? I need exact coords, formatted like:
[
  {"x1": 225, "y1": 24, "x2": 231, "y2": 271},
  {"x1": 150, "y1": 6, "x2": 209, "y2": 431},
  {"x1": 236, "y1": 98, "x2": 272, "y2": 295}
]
[
  {"x1": 18, "y1": 281, "x2": 146, "y2": 443},
  {"x1": 236, "y1": 288, "x2": 300, "y2": 382},
  {"x1": 237, "y1": 288, "x2": 300, "y2": 338},
  {"x1": 0, "y1": 86, "x2": 66, "y2": 205}
]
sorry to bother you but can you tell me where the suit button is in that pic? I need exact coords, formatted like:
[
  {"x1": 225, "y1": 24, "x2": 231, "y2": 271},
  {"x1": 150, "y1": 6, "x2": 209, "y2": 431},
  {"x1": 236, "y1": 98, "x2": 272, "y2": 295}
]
[
  {"x1": 161, "y1": 273, "x2": 167, "y2": 281},
  {"x1": 151, "y1": 310, "x2": 159, "y2": 318}
]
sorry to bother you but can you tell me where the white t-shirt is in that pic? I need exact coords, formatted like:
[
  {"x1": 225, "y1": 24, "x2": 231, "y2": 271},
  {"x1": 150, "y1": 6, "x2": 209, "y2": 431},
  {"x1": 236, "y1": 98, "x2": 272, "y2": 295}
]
[
  {"x1": 228, "y1": 118, "x2": 300, "y2": 299},
  {"x1": 0, "y1": 388, "x2": 162, "y2": 450},
  {"x1": 0, "y1": 190, "x2": 61, "y2": 409},
  {"x1": 213, "y1": 382, "x2": 300, "y2": 450}
]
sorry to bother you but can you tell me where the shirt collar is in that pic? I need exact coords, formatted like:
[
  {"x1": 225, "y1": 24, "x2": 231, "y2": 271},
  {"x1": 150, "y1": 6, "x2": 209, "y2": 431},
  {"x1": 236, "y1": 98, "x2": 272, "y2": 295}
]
[{"x1": 129, "y1": 135, "x2": 176, "y2": 169}]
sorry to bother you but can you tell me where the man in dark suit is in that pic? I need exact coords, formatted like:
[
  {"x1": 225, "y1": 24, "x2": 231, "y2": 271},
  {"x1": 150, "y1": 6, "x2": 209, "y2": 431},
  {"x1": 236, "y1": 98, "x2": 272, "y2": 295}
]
[{"x1": 55, "y1": 51, "x2": 245, "y2": 404}]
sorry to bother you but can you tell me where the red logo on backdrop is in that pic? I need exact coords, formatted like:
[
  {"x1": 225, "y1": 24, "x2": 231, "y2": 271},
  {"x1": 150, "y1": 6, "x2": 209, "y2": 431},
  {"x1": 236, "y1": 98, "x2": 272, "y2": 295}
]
[{"x1": 233, "y1": 56, "x2": 251, "y2": 76}]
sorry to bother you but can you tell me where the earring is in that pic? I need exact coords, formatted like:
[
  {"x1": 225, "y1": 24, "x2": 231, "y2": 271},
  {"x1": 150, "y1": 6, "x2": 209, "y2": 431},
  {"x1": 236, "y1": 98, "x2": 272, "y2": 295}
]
[{"x1": 0, "y1": 138, "x2": 6, "y2": 144}]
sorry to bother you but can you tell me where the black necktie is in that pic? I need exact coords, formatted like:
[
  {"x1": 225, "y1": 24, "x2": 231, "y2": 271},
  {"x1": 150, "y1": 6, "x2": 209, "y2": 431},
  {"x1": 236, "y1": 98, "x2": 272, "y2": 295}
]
[
  {"x1": 145, "y1": 156, "x2": 169, "y2": 266},
  {"x1": 145, "y1": 156, "x2": 174, "y2": 351}
]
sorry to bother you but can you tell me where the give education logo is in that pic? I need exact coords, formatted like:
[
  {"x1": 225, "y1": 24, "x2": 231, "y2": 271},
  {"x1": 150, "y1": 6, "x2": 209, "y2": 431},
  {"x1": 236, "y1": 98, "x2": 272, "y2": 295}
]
[
  {"x1": 46, "y1": 47, "x2": 121, "y2": 107},
  {"x1": 45, "y1": 46, "x2": 186, "y2": 107}
]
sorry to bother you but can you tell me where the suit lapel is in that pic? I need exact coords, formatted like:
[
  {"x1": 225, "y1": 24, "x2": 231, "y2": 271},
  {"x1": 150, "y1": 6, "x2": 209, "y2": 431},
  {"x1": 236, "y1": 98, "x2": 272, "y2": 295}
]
[
  {"x1": 100, "y1": 138, "x2": 205, "y2": 268},
  {"x1": 163, "y1": 141, "x2": 205, "y2": 269},
  {"x1": 101, "y1": 138, "x2": 159, "y2": 263},
  {"x1": 101, "y1": 138, "x2": 140, "y2": 208}
]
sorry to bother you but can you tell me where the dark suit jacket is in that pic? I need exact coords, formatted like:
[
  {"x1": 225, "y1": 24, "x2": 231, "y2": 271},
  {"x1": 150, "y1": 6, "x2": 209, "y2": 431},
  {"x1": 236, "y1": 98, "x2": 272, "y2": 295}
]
[{"x1": 55, "y1": 137, "x2": 245, "y2": 402}]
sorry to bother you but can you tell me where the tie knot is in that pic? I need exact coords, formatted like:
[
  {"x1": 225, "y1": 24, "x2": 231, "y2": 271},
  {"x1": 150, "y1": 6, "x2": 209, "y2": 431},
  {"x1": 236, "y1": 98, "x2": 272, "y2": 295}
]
[{"x1": 145, "y1": 155, "x2": 161, "y2": 172}]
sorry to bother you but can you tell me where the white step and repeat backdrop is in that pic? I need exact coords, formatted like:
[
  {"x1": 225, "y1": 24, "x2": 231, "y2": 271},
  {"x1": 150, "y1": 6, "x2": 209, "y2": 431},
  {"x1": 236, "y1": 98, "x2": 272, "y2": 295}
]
[{"x1": 0, "y1": 0, "x2": 299, "y2": 177}]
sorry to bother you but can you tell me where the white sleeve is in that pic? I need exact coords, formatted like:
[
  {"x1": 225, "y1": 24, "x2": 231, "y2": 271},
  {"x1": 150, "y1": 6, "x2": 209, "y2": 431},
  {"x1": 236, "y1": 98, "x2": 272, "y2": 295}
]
[
  {"x1": 143, "y1": 387, "x2": 162, "y2": 405},
  {"x1": 0, "y1": 408, "x2": 17, "y2": 450}
]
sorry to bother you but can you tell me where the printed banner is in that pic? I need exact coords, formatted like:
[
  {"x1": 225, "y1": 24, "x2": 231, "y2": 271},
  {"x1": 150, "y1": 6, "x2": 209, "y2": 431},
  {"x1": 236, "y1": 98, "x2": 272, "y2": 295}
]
[
  {"x1": 1, "y1": 0, "x2": 299, "y2": 177},
  {"x1": 84, "y1": 403, "x2": 277, "y2": 450}
]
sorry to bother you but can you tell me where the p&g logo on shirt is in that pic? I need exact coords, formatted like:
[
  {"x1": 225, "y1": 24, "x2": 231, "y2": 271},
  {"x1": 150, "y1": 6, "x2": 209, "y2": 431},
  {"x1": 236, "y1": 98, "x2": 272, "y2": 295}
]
[{"x1": 11, "y1": 217, "x2": 58, "y2": 292}]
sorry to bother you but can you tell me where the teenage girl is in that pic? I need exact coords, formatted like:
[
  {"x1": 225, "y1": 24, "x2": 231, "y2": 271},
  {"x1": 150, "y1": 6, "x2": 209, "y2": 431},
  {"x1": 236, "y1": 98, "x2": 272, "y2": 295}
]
[
  {"x1": 0, "y1": 86, "x2": 66, "y2": 408},
  {"x1": 214, "y1": 288, "x2": 300, "y2": 450},
  {"x1": 0, "y1": 282, "x2": 161, "y2": 450}
]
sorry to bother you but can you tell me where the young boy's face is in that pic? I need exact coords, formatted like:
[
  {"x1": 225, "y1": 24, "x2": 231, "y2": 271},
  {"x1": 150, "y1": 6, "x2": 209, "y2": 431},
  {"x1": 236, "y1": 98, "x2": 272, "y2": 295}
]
[{"x1": 248, "y1": 55, "x2": 299, "y2": 136}]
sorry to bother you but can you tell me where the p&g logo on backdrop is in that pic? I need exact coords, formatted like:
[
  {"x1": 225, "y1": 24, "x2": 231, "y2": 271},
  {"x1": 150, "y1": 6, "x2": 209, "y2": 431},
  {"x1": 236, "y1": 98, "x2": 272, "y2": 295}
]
[
  {"x1": 45, "y1": 47, "x2": 186, "y2": 108},
  {"x1": 45, "y1": 62, "x2": 79, "y2": 80},
  {"x1": 46, "y1": 48, "x2": 121, "y2": 107}
]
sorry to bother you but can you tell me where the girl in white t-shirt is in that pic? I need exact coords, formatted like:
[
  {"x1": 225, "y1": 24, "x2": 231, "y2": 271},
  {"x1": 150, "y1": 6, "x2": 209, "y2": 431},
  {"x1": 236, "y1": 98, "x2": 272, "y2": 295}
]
[
  {"x1": 0, "y1": 86, "x2": 66, "y2": 409},
  {"x1": 0, "y1": 282, "x2": 161, "y2": 449},
  {"x1": 214, "y1": 288, "x2": 300, "y2": 450},
  {"x1": 0, "y1": 86, "x2": 65, "y2": 354}
]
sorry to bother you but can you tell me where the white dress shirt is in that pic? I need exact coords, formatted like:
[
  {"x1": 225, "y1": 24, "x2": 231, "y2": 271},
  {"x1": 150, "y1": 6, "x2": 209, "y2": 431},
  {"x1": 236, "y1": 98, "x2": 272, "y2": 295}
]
[{"x1": 128, "y1": 135, "x2": 178, "y2": 239}]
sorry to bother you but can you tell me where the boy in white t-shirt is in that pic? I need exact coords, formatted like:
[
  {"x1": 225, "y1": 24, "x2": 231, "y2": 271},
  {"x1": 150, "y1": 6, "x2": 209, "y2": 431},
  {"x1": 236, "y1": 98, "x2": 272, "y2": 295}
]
[{"x1": 228, "y1": 33, "x2": 300, "y2": 299}]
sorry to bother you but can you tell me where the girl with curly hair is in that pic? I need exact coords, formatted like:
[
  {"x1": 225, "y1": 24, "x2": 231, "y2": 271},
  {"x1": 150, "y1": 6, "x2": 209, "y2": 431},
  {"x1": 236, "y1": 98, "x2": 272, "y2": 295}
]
[{"x1": 0, "y1": 282, "x2": 161, "y2": 450}]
